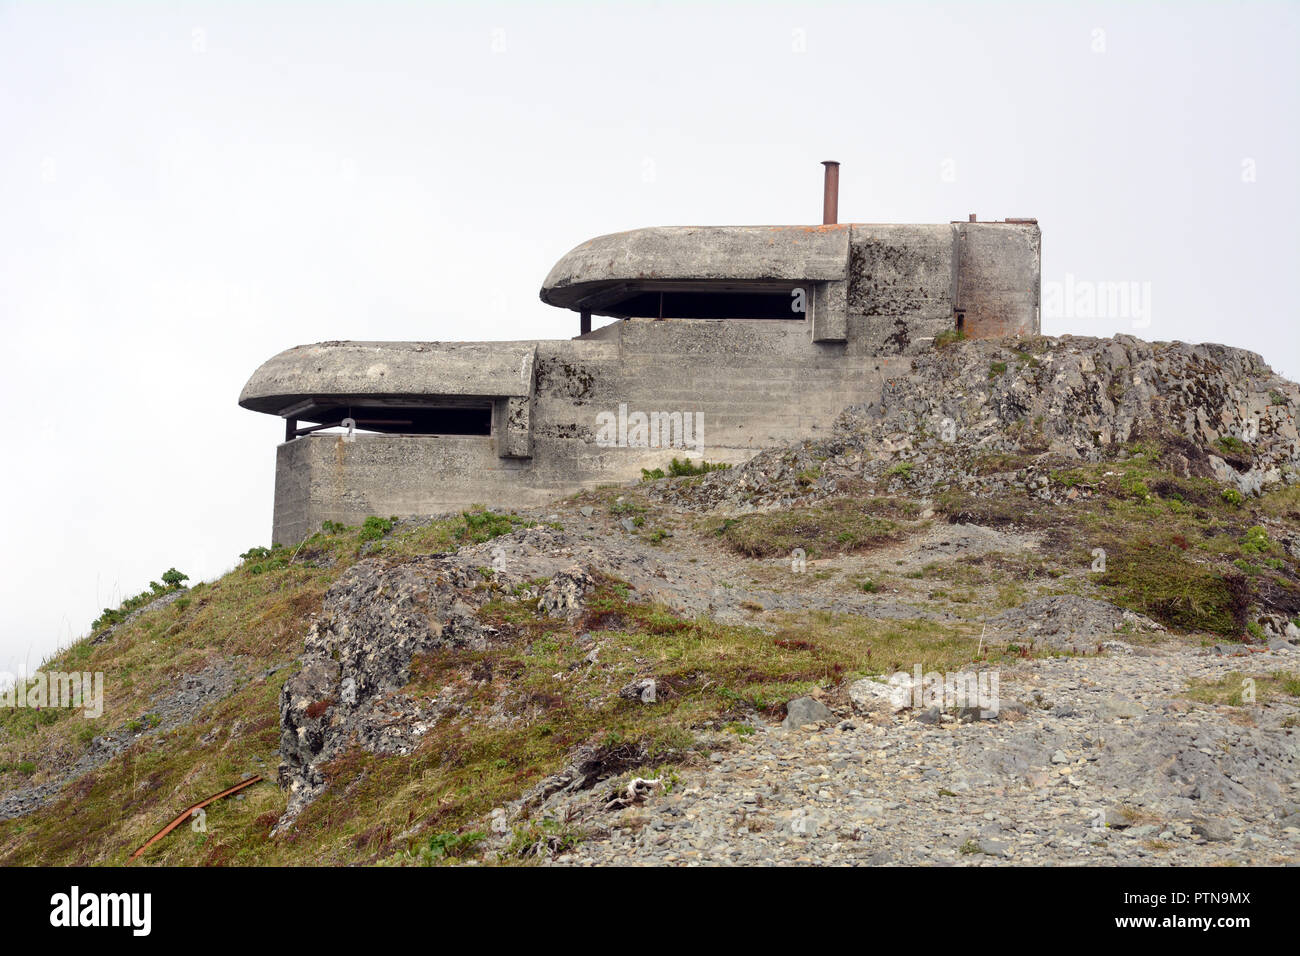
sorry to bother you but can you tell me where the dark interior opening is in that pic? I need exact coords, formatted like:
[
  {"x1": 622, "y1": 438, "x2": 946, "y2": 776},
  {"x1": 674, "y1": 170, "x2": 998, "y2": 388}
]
[
  {"x1": 296, "y1": 404, "x2": 492, "y2": 436},
  {"x1": 606, "y1": 290, "x2": 804, "y2": 319}
]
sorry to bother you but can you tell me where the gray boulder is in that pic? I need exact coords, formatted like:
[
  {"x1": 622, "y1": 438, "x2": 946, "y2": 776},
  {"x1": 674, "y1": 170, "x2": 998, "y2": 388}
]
[{"x1": 783, "y1": 696, "x2": 835, "y2": 729}]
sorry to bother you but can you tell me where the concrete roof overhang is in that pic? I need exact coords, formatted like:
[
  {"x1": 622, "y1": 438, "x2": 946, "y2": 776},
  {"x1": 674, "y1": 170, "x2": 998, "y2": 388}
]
[
  {"x1": 539, "y1": 224, "x2": 851, "y2": 312},
  {"x1": 239, "y1": 340, "x2": 536, "y2": 416}
]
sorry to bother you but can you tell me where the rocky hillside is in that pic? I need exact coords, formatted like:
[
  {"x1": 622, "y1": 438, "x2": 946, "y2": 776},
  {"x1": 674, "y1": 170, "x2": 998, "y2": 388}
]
[{"x1": 2, "y1": 333, "x2": 1299, "y2": 866}]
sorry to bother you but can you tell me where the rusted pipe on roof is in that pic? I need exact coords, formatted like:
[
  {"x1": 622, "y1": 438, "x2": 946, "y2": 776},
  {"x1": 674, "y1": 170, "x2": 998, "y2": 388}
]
[{"x1": 821, "y1": 160, "x2": 840, "y2": 225}]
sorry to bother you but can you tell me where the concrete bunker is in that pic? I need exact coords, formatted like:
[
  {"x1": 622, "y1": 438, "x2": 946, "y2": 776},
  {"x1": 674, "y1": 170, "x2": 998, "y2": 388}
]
[{"x1": 241, "y1": 164, "x2": 1041, "y2": 543}]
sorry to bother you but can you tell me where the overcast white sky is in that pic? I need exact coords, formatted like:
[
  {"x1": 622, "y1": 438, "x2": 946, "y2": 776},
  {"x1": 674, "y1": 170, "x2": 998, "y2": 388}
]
[{"x1": 1, "y1": 0, "x2": 1297, "y2": 675}]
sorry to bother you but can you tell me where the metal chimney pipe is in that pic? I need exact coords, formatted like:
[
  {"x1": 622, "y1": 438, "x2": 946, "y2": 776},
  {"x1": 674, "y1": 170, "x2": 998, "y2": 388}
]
[{"x1": 821, "y1": 160, "x2": 840, "y2": 225}]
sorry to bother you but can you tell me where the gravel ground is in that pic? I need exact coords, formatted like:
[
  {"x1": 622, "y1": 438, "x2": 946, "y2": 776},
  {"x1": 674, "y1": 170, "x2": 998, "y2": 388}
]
[{"x1": 551, "y1": 643, "x2": 1300, "y2": 866}]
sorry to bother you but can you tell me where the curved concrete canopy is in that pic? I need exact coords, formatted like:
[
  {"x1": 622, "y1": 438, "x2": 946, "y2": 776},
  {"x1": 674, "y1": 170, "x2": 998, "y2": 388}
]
[
  {"x1": 239, "y1": 340, "x2": 536, "y2": 416},
  {"x1": 540, "y1": 225, "x2": 851, "y2": 311}
]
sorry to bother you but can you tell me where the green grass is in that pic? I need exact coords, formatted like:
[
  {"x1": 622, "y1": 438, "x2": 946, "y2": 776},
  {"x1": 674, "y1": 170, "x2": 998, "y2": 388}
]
[
  {"x1": 968, "y1": 452, "x2": 1034, "y2": 476},
  {"x1": 417, "y1": 829, "x2": 487, "y2": 865},
  {"x1": 0, "y1": 518, "x2": 393, "y2": 865},
  {"x1": 90, "y1": 570, "x2": 190, "y2": 635},
  {"x1": 796, "y1": 467, "x2": 822, "y2": 488},
  {"x1": 711, "y1": 502, "x2": 900, "y2": 558},
  {"x1": 1217, "y1": 435, "x2": 1251, "y2": 457},
  {"x1": 1240, "y1": 525, "x2": 1272, "y2": 556},
  {"x1": 934, "y1": 490, "x2": 1042, "y2": 528},
  {"x1": 640, "y1": 458, "x2": 731, "y2": 481},
  {"x1": 263, "y1": 583, "x2": 1005, "y2": 865},
  {"x1": 1183, "y1": 670, "x2": 1300, "y2": 706},
  {"x1": 358, "y1": 515, "x2": 397, "y2": 541},
  {"x1": 372, "y1": 509, "x2": 535, "y2": 557},
  {"x1": 1096, "y1": 541, "x2": 1247, "y2": 636},
  {"x1": 1000, "y1": 441, "x2": 1300, "y2": 637},
  {"x1": 1257, "y1": 483, "x2": 1300, "y2": 519}
]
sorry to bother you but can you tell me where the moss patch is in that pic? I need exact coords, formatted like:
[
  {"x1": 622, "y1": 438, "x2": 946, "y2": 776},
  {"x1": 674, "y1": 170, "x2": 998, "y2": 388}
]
[
  {"x1": 1183, "y1": 670, "x2": 1300, "y2": 707},
  {"x1": 711, "y1": 502, "x2": 900, "y2": 558},
  {"x1": 1096, "y1": 541, "x2": 1249, "y2": 636}
]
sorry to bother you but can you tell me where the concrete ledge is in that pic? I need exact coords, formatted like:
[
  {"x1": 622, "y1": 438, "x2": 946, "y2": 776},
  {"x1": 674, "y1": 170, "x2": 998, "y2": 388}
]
[
  {"x1": 240, "y1": 341, "x2": 538, "y2": 414},
  {"x1": 540, "y1": 225, "x2": 852, "y2": 310}
]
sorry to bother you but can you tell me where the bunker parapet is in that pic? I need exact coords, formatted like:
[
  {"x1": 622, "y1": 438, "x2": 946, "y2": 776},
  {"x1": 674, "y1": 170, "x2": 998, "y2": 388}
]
[{"x1": 240, "y1": 166, "x2": 1040, "y2": 544}]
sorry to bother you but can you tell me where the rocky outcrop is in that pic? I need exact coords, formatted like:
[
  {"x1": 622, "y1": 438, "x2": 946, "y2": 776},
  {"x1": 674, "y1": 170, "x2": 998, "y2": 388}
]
[
  {"x1": 538, "y1": 566, "x2": 595, "y2": 619},
  {"x1": 275, "y1": 531, "x2": 619, "y2": 832},
  {"x1": 647, "y1": 335, "x2": 1300, "y2": 511},
  {"x1": 840, "y1": 335, "x2": 1298, "y2": 491},
  {"x1": 985, "y1": 595, "x2": 1164, "y2": 653},
  {"x1": 276, "y1": 557, "x2": 502, "y2": 830}
]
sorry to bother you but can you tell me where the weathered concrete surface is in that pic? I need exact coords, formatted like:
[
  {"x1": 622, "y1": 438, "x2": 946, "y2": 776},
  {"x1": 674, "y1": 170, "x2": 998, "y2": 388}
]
[
  {"x1": 541, "y1": 222, "x2": 1039, "y2": 347},
  {"x1": 269, "y1": 319, "x2": 907, "y2": 543},
  {"x1": 847, "y1": 224, "x2": 955, "y2": 355},
  {"x1": 954, "y1": 222, "x2": 1041, "y2": 340},
  {"x1": 810, "y1": 279, "x2": 849, "y2": 343},
  {"x1": 240, "y1": 341, "x2": 537, "y2": 414},
  {"x1": 541, "y1": 225, "x2": 852, "y2": 309}
]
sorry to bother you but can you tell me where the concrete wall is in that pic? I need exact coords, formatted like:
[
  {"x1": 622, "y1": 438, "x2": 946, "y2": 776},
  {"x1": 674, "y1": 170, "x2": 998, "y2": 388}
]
[
  {"x1": 842, "y1": 222, "x2": 1040, "y2": 353},
  {"x1": 270, "y1": 319, "x2": 906, "y2": 543},
  {"x1": 273, "y1": 438, "x2": 313, "y2": 545},
  {"x1": 846, "y1": 225, "x2": 955, "y2": 355},
  {"x1": 273, "y1": 432, "x2": 535, "y2": 545},
  {"x1": 954, "y1": 222, "x2": 1041, "y2": 340}
]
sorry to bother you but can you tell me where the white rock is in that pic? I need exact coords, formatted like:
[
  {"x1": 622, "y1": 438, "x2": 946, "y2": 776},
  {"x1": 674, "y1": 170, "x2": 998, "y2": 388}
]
[{"x1": 848, "y1": 674, "x2": 913, "y2": 714}]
